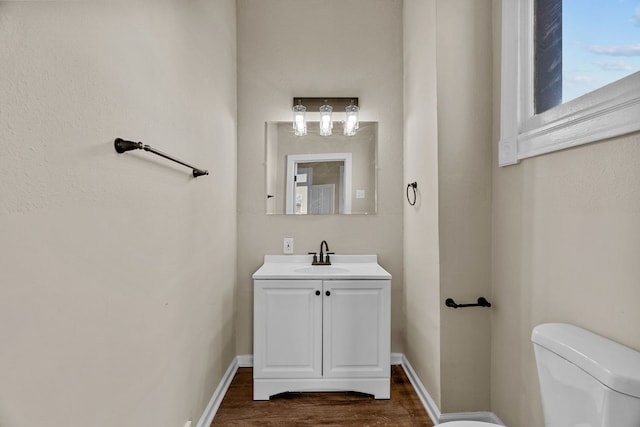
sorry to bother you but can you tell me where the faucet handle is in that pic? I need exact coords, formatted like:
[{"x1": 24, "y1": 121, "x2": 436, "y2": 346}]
[
  {"x1": 325, "y1": 252, "x2": 335, "y2": 264},
  {"x1": 308, "y1": 252, "x2": 318, "y2": 264}
]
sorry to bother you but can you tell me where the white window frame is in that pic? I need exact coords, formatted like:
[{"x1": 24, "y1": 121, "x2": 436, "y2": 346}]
[{"x1": 499, "y1": 0, "x2": 640, "y2": 166}]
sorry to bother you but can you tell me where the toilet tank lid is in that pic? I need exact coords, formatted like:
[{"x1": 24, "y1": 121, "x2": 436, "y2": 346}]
[{"x1": 532, "y1": 323, "x2": 640, "y2": 398}]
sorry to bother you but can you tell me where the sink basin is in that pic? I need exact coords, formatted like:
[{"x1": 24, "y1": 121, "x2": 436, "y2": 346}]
[{"x1": 294, "y1": 266, "x2": 350, "y2": 274}]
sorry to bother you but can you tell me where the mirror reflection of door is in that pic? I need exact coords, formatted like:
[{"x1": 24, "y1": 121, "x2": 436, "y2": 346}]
[
  {"x1": 286, "y1": 153, "x2": 352, "y2": 215},
  {"x1": 295, "y1": 162, "x2": 343, "y2": 214},
  {"x1": 308, "y1": 184, "x2": 334, "y2": 214},
  {"x1": 294, "y1": 167, "x2": 311, "y2": 214}
]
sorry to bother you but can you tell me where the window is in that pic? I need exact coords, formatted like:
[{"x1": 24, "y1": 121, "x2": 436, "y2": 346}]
[{"x1": 499, "y1": 0, "x2": 640, "y2": 166}]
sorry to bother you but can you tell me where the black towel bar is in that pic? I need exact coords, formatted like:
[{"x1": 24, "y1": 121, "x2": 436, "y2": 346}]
[
  {"x1": 114, "y1": 138, "x2": 209, "y2": 178},
  {"x1": 445, "y1": 297, "x2": 492, "y2": 309}
]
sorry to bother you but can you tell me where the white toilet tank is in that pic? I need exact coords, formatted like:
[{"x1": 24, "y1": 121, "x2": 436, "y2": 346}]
[{"x1": 532, "y1": 323, "x2": 640, "y2": 427}]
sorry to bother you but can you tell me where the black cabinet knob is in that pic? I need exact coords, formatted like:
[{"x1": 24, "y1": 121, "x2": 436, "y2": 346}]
[
  {"x1": 325, "y1": 291, "x2": 331, "y2": 296},
  {"x1": 315, "y1": 290, "x2": 321, "y2": 296}
]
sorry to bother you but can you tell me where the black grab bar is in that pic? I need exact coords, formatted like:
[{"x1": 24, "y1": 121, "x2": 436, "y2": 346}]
[
  {"x1": 445, "y1": 297, "x2": 492, "y2": 309},
  {"x1": 114, "y1": 138, "x2": 209, "y2": 178}
]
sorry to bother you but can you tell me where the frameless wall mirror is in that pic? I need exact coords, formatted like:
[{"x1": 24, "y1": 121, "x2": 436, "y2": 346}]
[{"x1": 265, "y1": 121, "x2": 377, "y2": 215}]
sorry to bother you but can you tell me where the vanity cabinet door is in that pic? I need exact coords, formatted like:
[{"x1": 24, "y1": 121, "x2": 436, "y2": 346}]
[
  {"x1": 322, "y1": 280, "x2": 390, "y2": 378},
  {"x1": 254, "y1": 280, "x2": 322, "y2": 379}
]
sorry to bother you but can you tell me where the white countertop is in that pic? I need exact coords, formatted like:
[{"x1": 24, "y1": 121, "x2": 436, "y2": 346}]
[{"x1": 252, "y1": 255, "x2": 392, "y2": 280}]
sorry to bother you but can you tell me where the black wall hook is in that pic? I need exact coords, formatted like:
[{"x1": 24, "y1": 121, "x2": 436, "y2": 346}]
[{"x1": 445, "y1": 297, "x2": 492, "y2": 309}]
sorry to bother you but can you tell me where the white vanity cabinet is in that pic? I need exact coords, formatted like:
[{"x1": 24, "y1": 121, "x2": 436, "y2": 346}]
[
  {"x1": 252, "y1": 255, "x2": 391, "y2": 400},
  {"x1": 322, "y1": 280, "x2": 390, "y2": 380},
  {"x1": 253, "y1": 280, "x2": 323, "y2": 381}
]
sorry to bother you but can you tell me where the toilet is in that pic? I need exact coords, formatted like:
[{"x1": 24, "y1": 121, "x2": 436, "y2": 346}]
[
  {"x1": 532, "y1": 323, "x2": 640, "y2": 426},
  {"x1": 441, "y1": 323, "x2": 640, "y2": 427}
]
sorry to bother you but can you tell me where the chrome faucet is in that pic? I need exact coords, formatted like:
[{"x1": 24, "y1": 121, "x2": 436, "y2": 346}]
[{"x1": 309, "y1": 240, "x2": 334, "y2": 265}]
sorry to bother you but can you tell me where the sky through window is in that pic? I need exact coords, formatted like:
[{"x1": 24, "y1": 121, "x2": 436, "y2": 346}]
[{"x1": 563, "y1": 0, "x2": 640, "y2": 102}]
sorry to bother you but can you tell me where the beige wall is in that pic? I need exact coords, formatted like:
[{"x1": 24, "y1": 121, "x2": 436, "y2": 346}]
[
  {"x1": 491, "y1": 132, "x2": 640, "y2": 427},
  {"x1": 237, "y1": 0, "x2": 404, "y2": 354},
  {"x1": 0, "y1": 2, "x2": 237, "y2": 426},
  {"x1": 6, "y1": 2, "x2": 637, "y2": 425},
  {"x1": 437, "y1": 0, "x2": 493, "y2": 413},
  {"x1": 491, "y1": 1, "x2": 640, "y2": 426},
  {"x1": 403, "y1": 0, "x2": 493, "y2": 413},
  {"x1": 404, "y1": 0, "x2": 640, "y2": 422},
  {"x1": 403, "y1": 0, "x2": 442, "y2": 409}
]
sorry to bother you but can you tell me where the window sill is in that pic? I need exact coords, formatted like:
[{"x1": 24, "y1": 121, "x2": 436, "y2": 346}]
[{"x1": 518, "y1": 72, "x2": 640, "y2": 160}]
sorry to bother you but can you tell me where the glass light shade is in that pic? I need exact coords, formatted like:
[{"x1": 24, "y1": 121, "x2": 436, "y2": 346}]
[
  {"x1": 344, "y1": 101, "x2": 359, "y2": 136},
  {"x1": 292, "y1": 102, "x2": 307, "y2": 136},
  {"x1": 319, "y1": 103, "x2": 333, "y2": 136}
]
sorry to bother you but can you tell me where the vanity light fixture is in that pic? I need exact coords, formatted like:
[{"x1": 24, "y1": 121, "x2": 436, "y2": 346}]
[
  {"x1": 292, "y1": 100, "x2": 307, "y2": 136},
  {"x1": 344, "y1": 100, "x2": 360, "y2": 136},
  {"x1": 319, "y1": 101, "x2": 333, "y2": 136},
  {"x1": 292, "y1": 97, "x2": 359, "y2": 136}
]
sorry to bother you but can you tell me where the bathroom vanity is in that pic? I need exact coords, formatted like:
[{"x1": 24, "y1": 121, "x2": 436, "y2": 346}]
[{"x1": 252, "y1": 255, "x2": 391, "y2": 400}]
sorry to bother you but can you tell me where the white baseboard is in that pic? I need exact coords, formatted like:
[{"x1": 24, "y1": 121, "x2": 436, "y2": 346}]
[
  {"x1": 197, "y1": 353, "x2": 504, "y2": 426},
  {"x1": 393, "y1": 353, "x2": 442, "y2": 423},
  {"x1": 390, "y1": 352, "x2": 404, "y2": 365},
  {"x1": 439, "y1": 412, "x2": 505, "y2": 425},
  {"x1": 236, "y1": 354, "x2": 253, "y2": 367},
  {"x1": 393, "y1": 353, "x2": 504, "y2": 426},
  {"x1": 196, "y1": 355, "x2": 242, "y2": 427}
]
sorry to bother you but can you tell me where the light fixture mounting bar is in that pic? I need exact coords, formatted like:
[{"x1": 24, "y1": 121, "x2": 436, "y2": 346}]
[{"x1": 292, "y1": 97, "x2": 359, "y2": 111}]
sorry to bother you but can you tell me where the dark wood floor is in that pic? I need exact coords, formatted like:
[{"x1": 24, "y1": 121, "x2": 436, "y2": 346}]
[{"x1": 211, "y1": 365, "x2": 435, "y2": 426}]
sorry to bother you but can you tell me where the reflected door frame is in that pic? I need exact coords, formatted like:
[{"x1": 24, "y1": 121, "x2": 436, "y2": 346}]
[{"x1": 286, "y1": 153, "x2": 352, "y2": 215}]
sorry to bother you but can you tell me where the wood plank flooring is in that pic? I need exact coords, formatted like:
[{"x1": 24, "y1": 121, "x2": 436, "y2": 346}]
[{"x1": 211, "y1": 365, "x2": 435, "y2": 426}]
